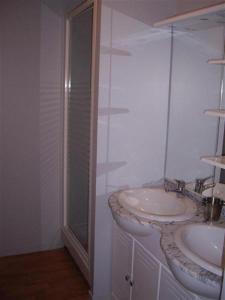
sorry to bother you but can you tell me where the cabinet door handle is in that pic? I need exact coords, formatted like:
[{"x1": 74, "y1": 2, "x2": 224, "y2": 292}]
[
  {"x1": 125, "y1": 275, "x2": 130, "y2": 281},
  {"x1": 129, "y1": 280, "x2": 134, "y2": 287}
]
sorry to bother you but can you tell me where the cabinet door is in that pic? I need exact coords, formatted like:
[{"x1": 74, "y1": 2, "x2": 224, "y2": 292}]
[
  {"x1": 159, "y1": 268, "x2": 195, "y2": 300},
  {"x1": 132, "y1": 243, "x2": 159, "y2": 300},
  {"x1": 112, "y1": 223, "x2": 133, "y2": 300}
]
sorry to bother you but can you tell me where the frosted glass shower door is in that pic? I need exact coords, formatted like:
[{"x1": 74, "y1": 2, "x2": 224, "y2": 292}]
[{"x1": 66, "y1": 6, "x2": 93, "y2": 252}]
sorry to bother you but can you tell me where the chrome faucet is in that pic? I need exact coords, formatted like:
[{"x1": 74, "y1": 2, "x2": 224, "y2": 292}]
[
  {"x1": 164, "y1": 179, "x2": 185, "y2": 194},
  {"x1": 194, "y1": 176, "x2": 215, "y2": 194}
]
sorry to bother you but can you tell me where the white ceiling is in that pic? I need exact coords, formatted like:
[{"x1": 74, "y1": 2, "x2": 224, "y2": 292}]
[
  {"x1": 104, "y1": 0, "x2": 176, "y2": 26},
  {"x1": 41, "y1": 0, "x2": 82, "y2": 15},
  {"x1": 41, "y1": 0, "x2": 225, "y2": 25},
  {"x1": 104, "y1": 0, "x2": 225, "y2": 26}
]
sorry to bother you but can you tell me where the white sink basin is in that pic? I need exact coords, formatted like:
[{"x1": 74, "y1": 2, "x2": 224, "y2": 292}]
[
  {"x1": 169, "y1": 224, "x2": 225, "y2": 298},
  {"x1": 175, "y1": 224, "x2": 224, "y2": 276},
  {"x1": 118, "y1": 188, "x2": 197, "y2": 222}
]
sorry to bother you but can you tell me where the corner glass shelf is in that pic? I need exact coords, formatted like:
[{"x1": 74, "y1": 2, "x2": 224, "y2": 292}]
[
  {"x1": 201, "y1": 156, "x2": 225, "y2": 169},
  {"x1": 207, "y1": 59, "x2": 225, "y2": 65},
  {"x1": 204, "y1": 109, "x2": 225, "y2": 118}
]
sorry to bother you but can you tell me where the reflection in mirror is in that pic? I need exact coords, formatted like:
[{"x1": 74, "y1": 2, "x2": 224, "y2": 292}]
[{"x1": 165, "y1": 24, "x2": 225, "y2": 192}]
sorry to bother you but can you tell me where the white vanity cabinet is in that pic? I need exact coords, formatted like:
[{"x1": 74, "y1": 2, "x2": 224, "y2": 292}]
[
  {"x1": 112, "y1": 223, "x2": 159, "y2": 300},
  {"x1": 132, "y1": 243, "x2": 159, "y2": 300},
  {"x1": 112, "y1": 222, "x2": 197, "y2": 300},
  {"x1": 112, "y1": 224, "x2": 132, "y2": 300}
]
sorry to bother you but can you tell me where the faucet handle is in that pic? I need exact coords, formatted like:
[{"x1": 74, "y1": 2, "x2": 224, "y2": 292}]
[
  {"x1": 175, "y1": 179, "x2": 185, "y2": 185},
  {"x1": 195, "y1": 176, "x2": 214, "y2": 194},
  {"x1": 175, "y1": 179, "x2": 185, "y2": 191}
]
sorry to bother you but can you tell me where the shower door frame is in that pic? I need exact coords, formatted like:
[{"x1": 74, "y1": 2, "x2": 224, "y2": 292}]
[{"x1": 62, "y1": 0, "x2": 100, "y2": 285}]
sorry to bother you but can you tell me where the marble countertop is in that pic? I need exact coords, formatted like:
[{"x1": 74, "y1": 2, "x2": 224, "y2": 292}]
[{"x1": 108, "y1": 186, "x2": 225, "y2": 290}]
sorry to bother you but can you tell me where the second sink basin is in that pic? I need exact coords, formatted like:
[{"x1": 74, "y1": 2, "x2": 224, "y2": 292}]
[
  {"x1": 118, "y1": 188, "x2": 197, "y2": 222},
  {"x1": 174, "y1": 223, "x2": 225, "y2": 276}
]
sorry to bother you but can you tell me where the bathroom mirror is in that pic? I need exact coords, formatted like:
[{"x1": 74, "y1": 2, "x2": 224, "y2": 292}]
[{"x1": 164, "y1": 22, "x2": 225, "y2": 185}]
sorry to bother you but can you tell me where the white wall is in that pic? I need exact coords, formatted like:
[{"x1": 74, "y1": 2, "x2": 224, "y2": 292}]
[
  {"x1": 0, "y1": 0, "x2": 64, "y2": 256},
  {"x1": 40, "y1": 1, "x2": 64, "y2": 250},
  {"x1": 1, "y1": 0, "x2": 42, "y2": 256},
  {"x1": 92, "y1": 1, "x2": 176, "y2": 299}
]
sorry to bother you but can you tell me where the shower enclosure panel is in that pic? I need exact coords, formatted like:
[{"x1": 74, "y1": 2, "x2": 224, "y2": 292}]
[{"x1": 63, "y1": 0, "x2": 98, "y2": 283}]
